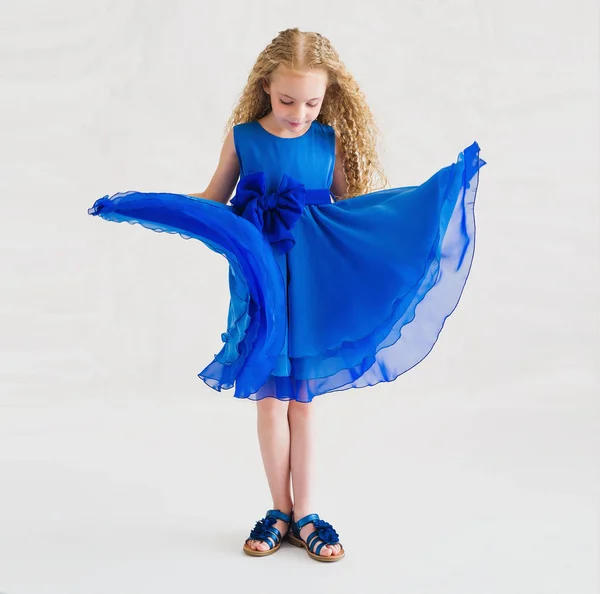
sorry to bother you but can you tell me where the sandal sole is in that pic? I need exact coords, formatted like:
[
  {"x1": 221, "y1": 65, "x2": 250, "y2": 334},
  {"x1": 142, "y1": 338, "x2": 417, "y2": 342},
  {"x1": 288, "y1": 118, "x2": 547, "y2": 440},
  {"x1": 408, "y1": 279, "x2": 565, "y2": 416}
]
[
  {"x1": 242, "y1": 542, "x2": 281, "y2": 556},
  {"x1": 287, "y1": 532, "x2": 345, "y2": 562}
]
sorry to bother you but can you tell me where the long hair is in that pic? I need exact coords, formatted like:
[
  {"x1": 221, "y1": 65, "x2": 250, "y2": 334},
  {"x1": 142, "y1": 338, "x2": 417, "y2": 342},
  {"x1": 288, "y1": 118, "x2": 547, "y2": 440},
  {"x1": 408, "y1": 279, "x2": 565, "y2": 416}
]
[{"x1": 224, "y1": 28, "x2": 389, "y2": 199}]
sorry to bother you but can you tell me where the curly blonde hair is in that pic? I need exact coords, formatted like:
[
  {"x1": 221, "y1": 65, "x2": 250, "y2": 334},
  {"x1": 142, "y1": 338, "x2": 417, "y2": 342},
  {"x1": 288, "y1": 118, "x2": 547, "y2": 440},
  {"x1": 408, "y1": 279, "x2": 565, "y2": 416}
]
[{"x1": 223, "y1": 28, "x2": 389, "y2": 199}]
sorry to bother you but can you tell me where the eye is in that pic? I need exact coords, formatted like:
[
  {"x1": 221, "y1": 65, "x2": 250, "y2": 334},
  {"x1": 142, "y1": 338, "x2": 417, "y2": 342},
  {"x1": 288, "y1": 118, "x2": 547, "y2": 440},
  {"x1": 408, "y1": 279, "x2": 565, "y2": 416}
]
[{"x1": 279, "y1": 99, "x2": 320, "y2": 107}]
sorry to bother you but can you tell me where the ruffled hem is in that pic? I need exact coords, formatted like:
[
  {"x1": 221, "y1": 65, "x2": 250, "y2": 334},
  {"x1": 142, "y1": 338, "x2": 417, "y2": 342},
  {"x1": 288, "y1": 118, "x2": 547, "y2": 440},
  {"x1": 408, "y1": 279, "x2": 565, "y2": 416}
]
[
  {"x1": 89, "y1": 142, "x2": 485, "y2": 403},
  {"x1": 88, "y1": 192, "x2": 287, "y2": 394}
]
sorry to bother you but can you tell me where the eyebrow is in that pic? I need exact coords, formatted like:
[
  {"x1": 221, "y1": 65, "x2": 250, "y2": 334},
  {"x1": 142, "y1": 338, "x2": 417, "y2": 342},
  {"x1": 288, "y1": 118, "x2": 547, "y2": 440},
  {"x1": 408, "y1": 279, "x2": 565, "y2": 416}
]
[{"x1": 280, "y1": 93, "x2": 322, "y2": 101}]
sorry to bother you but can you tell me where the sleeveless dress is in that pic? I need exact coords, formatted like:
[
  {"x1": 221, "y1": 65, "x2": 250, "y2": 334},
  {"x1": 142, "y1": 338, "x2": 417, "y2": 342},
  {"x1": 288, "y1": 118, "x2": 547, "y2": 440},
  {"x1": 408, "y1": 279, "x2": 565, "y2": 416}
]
[{"x1": 88, "y1": 119, "x2": 486, "y2": 402}]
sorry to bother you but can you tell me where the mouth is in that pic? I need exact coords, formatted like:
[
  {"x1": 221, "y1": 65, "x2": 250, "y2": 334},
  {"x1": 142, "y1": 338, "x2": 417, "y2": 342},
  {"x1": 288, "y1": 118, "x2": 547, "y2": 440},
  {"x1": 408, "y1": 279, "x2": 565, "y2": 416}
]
[{"x1": 287, "y1": 121, "x2": 303, "y2": 127}]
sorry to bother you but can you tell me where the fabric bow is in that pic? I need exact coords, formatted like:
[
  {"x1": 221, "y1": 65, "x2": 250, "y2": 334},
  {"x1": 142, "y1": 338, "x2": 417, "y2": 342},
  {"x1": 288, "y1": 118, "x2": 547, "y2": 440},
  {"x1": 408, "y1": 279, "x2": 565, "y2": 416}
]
[
  {"x1": 249, "y1": 516, "x2": 278, "y2": 541},
  {"x1": 230, "y1": 172, "x2": 306, "y2": 254},
  {"x1": 313, "y1": 519, "x2": 340, "y2": 544}
]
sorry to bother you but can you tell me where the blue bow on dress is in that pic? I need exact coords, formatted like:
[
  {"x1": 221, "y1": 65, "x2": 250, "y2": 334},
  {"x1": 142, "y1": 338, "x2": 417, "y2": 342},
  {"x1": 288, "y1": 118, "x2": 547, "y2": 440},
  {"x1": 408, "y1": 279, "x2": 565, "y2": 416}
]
[{"x1": 230, "y1": 172, "x2": 306, "y2": 255}]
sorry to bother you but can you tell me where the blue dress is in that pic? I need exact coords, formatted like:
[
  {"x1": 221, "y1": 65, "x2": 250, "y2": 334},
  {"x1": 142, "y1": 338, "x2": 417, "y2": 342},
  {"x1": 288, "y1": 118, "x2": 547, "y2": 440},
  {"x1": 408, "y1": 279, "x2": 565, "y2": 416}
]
[{"x1": 89, "y1": 119, "x2": 486, "y2": 402}]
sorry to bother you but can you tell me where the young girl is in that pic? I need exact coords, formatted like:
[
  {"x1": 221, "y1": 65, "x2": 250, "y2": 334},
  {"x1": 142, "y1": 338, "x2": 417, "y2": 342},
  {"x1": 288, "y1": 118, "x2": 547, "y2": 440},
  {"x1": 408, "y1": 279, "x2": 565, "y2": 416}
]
[{"x1": 89, "y1": 28, "x2": 485, "y2": 562}]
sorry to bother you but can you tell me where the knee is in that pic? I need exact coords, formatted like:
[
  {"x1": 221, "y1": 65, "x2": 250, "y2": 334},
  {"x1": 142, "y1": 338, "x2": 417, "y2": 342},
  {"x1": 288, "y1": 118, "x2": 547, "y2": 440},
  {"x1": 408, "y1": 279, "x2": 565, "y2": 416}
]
[{"x1": 287, "y1": 400, "x2": 313, "y2": 420}]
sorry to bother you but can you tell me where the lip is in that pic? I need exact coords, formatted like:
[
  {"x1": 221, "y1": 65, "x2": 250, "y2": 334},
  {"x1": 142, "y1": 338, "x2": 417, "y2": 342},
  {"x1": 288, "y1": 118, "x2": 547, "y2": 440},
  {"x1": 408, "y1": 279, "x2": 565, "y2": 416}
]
[{"x1": 287, "y1": 121, "x2": 303, "y2": 127}]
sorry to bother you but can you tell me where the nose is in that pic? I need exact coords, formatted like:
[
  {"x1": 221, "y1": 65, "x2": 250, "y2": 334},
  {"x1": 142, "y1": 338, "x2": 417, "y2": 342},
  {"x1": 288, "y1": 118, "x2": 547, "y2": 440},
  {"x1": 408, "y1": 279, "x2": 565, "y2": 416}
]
[{"x1": 290, "y1": 109, "x2": 305, "y2": 122}]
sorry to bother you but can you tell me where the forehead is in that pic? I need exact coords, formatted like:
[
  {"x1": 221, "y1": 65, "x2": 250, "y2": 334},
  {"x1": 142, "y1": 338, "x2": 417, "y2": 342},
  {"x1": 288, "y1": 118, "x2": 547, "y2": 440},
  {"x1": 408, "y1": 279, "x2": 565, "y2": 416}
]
[{"x1": 270, "y1": 67, "x2": 328, "y2": 99}]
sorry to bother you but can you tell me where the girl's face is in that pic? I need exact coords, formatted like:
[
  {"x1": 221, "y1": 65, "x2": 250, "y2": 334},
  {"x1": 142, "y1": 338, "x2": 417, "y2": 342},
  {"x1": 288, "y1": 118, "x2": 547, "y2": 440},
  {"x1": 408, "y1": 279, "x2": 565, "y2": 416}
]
[{"x1": 262, "y1": 66, "x2": 328, "y2": 134}]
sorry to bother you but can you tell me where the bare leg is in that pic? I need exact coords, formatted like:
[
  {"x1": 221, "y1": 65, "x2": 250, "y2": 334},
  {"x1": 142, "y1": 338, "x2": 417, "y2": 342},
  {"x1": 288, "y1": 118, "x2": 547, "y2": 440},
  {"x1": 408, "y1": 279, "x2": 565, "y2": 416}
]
[
  {"x1": 247, "y1": 396, "x2": 294, "y2": 551},
  {"x1": 288, "y1": 400, "x2": 342, "y2": 556}
]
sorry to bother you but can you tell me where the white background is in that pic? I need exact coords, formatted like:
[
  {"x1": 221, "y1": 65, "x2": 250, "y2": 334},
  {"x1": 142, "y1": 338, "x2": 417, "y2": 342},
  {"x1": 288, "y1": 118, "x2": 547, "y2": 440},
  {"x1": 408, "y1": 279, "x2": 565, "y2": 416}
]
[{"x1": 1, "y1": 1, "x2": 598, "y2": 593}]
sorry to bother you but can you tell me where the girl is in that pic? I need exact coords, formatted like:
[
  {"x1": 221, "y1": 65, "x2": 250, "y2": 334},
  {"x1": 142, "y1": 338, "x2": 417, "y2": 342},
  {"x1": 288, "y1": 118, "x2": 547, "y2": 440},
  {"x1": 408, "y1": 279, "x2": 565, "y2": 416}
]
[{"x1": 89, "y1": 28, "x2": 485, "y2": 562}]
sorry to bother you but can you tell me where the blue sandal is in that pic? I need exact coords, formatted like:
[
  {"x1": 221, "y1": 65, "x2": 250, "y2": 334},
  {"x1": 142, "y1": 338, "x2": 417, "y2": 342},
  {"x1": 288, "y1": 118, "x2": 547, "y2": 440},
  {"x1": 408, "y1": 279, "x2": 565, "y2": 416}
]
[
  {"x1": 242, "y1": 509, "x2": 292, "y2": 556},
  {"x1": 288, "y1": 513, "x2": 345, "y2": 562}
]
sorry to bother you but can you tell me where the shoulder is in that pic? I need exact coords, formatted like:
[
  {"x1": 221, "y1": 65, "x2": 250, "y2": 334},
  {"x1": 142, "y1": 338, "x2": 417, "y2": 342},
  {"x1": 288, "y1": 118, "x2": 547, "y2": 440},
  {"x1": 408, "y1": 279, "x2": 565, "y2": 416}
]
[
  {"x1": 221, "y1": 127, "x2": 236, "y2": 156},
  {"x1": 233, "y1": 121, "x2": 255, "y2": 135},
  {"x1": 231, "y1": 121, "x2": 258, "y2": 147},
  {"x1": 313, "y1": 120, "x2": 335, "y2": 135},
  {"x1": 230, "y1": 121, "x2": 256, "y2": 160},
  {"x1": 214, "y1": 127, "x2": 240, "y2": 173},
  {"x1": 312, "y1": 121, "x2": 337, "y2": 150},
  {"x1": 233, "y1": 121, "x2": 254, "y2": 131}
]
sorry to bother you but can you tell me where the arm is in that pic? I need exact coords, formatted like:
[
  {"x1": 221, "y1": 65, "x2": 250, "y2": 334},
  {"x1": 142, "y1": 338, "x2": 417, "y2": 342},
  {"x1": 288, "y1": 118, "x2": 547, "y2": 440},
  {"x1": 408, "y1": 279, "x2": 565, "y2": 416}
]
[
  {"x1": 330, "y1": 129, "x2": 348, "y2": 201},
  {"x1": 188, "y1": 129, "x2": 240, "y2": 204}
]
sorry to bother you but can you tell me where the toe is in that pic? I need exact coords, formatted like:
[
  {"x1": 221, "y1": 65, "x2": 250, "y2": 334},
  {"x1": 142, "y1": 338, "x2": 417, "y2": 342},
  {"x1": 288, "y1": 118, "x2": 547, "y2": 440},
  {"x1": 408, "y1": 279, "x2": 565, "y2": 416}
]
[
  {"x1": 256, "y1": 540, "x2": 270, "y2": 551},
  {"x1": 326, "y1": 543, "x2": 341, "y2": 555},
  {"x1": 318, "y1": 542, "x2": 333, "y2": 556}
]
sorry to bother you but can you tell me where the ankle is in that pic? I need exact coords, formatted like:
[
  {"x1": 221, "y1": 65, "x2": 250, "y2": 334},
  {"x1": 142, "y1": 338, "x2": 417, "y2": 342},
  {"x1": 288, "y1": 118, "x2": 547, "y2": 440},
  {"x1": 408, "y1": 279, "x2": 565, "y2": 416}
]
[
  {"x1": 292, "y1": 507, "x2": 313, "y2": 522},
  {"x1": 273, "y1": 502, "x2": 293, "y2": 517}
]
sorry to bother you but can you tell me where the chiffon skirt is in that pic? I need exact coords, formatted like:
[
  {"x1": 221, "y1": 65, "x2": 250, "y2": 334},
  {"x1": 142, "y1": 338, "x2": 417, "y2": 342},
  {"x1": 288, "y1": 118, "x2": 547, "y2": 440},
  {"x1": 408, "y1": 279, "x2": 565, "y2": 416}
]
[{"x1": 88, "y1": 142, "x2": 485, "y2": 402}]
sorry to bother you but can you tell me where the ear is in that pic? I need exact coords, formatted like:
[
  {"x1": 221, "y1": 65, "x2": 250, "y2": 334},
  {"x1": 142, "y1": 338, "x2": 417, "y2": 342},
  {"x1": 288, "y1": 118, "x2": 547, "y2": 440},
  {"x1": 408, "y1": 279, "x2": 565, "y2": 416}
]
[{"x1": 261, "y1": 78, "x2": 270, "y2": 95}]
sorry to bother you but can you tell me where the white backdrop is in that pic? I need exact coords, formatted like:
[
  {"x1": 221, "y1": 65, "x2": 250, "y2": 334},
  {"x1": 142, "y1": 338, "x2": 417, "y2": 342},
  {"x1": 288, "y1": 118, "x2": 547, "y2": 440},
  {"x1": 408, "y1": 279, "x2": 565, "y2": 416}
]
[{"x1": 1, "y1": 1, "x2": 598, "y2": 593}]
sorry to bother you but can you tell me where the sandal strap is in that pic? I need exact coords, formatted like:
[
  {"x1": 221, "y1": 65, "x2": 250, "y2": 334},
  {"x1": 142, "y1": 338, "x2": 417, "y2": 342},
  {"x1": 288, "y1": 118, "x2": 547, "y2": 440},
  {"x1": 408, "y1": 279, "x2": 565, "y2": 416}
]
[
  {"x1": 293, "y1": 513, "x2": 320, "y2": 531},
  {"x1": 262, "y1": 529, "x2": 278, "y2": 549},
  {"x1": 266, "y1": 509, "x2": 292, "y2": 523},
  {"x1": 314, "y1": 540, "x2": 327, "y2": 556},
  {"x1": 306, "y1": 530, "x2": 321, "y2": 550},
  {"x1": 268, "y1": 526, "x2": 282, "y2": 541}
]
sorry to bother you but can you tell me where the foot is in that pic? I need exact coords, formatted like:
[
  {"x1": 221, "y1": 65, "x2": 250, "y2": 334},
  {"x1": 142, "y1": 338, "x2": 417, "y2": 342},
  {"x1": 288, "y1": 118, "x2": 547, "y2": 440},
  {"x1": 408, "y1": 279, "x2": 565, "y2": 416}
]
[
  {"x1": 292, "y1": 511, "x2": 343, "y2": 557},
  {"x1": 246, "y1": 510, "x2": 291, "y2": 552}
]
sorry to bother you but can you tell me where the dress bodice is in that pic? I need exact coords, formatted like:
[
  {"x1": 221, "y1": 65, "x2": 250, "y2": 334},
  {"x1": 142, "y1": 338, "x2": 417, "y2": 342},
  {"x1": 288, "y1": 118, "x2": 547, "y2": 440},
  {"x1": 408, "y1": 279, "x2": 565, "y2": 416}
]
[{"x1": 232, "y1": 120, "x2": 336, "y2": 193}]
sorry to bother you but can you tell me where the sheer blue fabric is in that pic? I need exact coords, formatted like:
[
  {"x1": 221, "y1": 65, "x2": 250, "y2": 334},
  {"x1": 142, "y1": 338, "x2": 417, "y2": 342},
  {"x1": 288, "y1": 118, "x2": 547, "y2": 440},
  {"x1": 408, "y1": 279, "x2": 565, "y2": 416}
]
[{"x1": 88, "y1": 120, "x2": 486, "y2": 402}]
